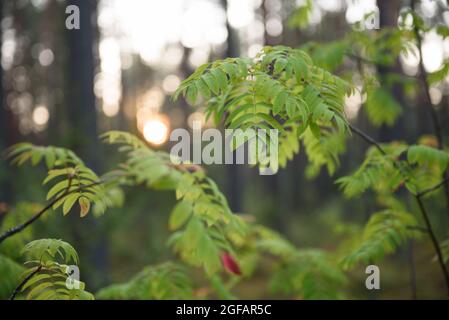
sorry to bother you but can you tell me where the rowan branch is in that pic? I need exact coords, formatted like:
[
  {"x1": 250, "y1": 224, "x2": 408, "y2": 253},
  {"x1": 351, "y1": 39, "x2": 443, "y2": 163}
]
[
  {"x1": 349, "y1": 123, "x2": 449, "y2": 295},
  {"x1": 347, "y1": 123, "x2": 386, "y2": 156},
  {"x1": 0, "y1": 180, "x2": 103, "y2": 244}
]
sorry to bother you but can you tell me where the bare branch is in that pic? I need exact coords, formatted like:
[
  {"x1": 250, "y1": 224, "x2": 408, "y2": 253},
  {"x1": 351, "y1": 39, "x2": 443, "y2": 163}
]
[{"x1": 347, "y1": 123, "x2": 387, "y2": 156}]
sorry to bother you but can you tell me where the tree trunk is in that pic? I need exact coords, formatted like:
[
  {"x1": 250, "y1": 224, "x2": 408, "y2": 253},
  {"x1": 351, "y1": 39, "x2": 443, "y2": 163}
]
[
  {"x1": 0, "y1": 0, "x2": 13, "y2": 206},
  {"x1": 223, "y1": 0, "x2": 243, "y2": 213},
  {"x1": 377, "y1": 0, "x2": 410, "y2": 142},
  {"x1": 65, "y1": 0, "x2": 99, "y2": 166},
  {"x1": 65, "y1": 0, "x2": 108, "y2": 289},
  {"x1": 0, "y1": 0, "x2": 6, "y2": 204}
]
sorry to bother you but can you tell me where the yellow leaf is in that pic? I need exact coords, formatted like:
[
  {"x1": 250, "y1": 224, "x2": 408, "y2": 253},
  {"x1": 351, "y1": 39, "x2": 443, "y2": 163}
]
[{"x1": 79, "y1": 197, "x2": 91, "y2": 218}]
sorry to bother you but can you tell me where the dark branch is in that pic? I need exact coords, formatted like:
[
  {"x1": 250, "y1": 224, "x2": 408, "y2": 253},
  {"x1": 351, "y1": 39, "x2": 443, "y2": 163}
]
[
  {"x1": 345, "y1": 52, "x2": 417, "y2": 80},
  {"x1": 417, "y1": 177, "x2": 449, "y2": 197},
  {"x1": 347, "y1": 123, "x2": 386, "y2": 156},
  {"x1": 415, "y1": 196, "x2": 449, "y2": 295}
]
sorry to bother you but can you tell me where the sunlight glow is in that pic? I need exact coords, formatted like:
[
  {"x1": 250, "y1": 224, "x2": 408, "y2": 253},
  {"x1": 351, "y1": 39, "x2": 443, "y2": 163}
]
[
  {"x1": 345, "y1": 87, "x2": 364, "y2": 120},
  {"x1": 32, "y1": 105, "x2": 49, "y2": 126},
  {"x1": 144, "y1": 87, "x2": 165, "y2": 111},
  {"x1": 98, "y1": 37, "x2": 122, "y2": 117},
  {"x1": 345, "y1": 0, "x2": 377, "y2": 25},
  {"x1": 38, "y1": 48, "x2": 54, "y2": 67},
  {"x1": 181, "y1": 0, "x2": 227, "y2": 48},
  {"x1": 100, "y1": 0, "x2": 229, "y2": 66},
  {"x1": 188, "y1": 47, "x2": 210, "y2": 68},
  {"x1": 429, "y1": 87, "x2": 442, "y2": 105},
  {"x1": 1, "y1": 30, "x2": 16, "y2": 70},
  {"x1": 400, "y1": 43, "x2": 420, "y2": 76},
  {"x1": 143, "y1": 117, "x2": 170, "y2": 146},
  {"x1": 420, "y1": 0, "x2": 438, "y2": 18},
  {"x1": 316, "y1": 0, "x2": 342, "y2": 12},
  {"x1": 227, "y1": 0, "x2": 256, "y2": 29},
  {"x1": 266, "y1": 17, "x2": 283, "y2": 37},
  {"x1": 422, "y1": 32, "x2": 444, "y2": 73},
  {"x1": 162, "y1": 75, "x2": 181, "y2": 94},
  {"x1": 188, "y1": 112, "x2": 207, "y2": 129}
]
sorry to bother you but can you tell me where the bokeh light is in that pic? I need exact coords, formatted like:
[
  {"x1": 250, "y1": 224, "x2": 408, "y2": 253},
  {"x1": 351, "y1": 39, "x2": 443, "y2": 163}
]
[
  {"x1": 38, "y1": 48, "x2": 54, "y2": 67},
  {"x1": 142, "y1": 116, "x2": 170, "y2": 146},
  {"x1": 422, "y1": 32, "x2": 444, "y2": 73},
  {"x1": 32, "y1": 105, "x2": 49, "y2": 126},
  {"x1": 162, "y1": 75, "x2": 181, "y2": 94}
]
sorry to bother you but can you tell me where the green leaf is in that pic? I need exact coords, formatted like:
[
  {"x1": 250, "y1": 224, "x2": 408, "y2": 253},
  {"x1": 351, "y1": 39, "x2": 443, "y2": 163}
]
[
  {"x1": 365, "y1": 88, "x2": 402, "y2": 127},
  {"x1": 286, "y1": 97, "x2": 297, "y2": 118},
  {"x1": 169, "y1": 202, "x2": 192, "y2": 231},
  {"x1": 273, "y1": 91, "x2": 288, "y2": 115},
  {"x1": 408, "y1": 145, "x2": 449, "y2": 172},
  {"x1": 62, "y1": 193, "x2": 80, "y2": 216},
  {"x1": 46, "y1": 180, "x2": 70, "y2": 200}
]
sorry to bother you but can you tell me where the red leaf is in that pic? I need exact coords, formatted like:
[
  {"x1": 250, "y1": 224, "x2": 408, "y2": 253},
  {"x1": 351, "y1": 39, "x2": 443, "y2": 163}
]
[{"x1": 220, "y1": 252, "x2": 242, "y2": 275}]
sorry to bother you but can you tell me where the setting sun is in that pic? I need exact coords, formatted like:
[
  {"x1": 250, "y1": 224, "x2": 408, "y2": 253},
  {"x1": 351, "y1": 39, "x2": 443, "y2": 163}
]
[{"x1": 142, "y1": 117, "x2": 170, "y2": 146}]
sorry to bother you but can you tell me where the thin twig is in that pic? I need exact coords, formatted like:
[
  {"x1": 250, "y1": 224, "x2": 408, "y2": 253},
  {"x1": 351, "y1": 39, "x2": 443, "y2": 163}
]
[
  {"x1": 348, "y1": 123, "x2": 386, "y2": 156},
  {"x1": 9, "y1": 264, "x2": 42, "y2": 300},
  {"x1": 417, "y1": 177, "x2": 449, "y2": 197},
  {"x1": 416, "y1": 195, "x2": 449, "y2": 295},
  {"x1": 346, "y1": 52, "x2": 417, "y2": 80}
]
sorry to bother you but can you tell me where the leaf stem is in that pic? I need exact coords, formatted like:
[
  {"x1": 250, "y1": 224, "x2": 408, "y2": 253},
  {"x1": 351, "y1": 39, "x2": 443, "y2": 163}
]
[
  {"x1": 417, "y1": 177, "x2": 449, "y2": 197},
  {"x1": 347, "y1": 123, "x2": 386, "y2": 156},
  {"x1": 415, "y1": 195, "x2": 449, "y2": 295},
  {"x1": 9, "y1": 264, "x2": 42, "y2": 300}
]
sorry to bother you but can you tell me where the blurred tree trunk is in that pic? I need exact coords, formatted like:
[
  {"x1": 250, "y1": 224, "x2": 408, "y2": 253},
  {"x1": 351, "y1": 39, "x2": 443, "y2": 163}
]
[
  {"x1": 262, "y1": 0, "x2": 293, "y2": 232},
  {"x1": 378, "y1": 0, "x2": 419, "y2": 299},
  {"x1": 223, "y1": 0, "x2": 243, "y2": 213},
  {"x1": 378, "y1": 0, "x2": 401, "y2": 28},
  {"x1": 0, "y1": 0, "x2": 14, "y2": 206},
  {"x1": 179, "y1": 47, "x2": 193, "y2": 129},
  {"x1": 377, "y1": 0, "x2": 411, "y2": 142},
  {"x1": 0, "y1": 0, "x2": 7, "y2": 205},
  {"x1": 65, "y1": 0, "x2": 108, "y2": 289},
  {"x1": 65, "y1": 0, "x2": 99, "y2": 166},
  {"x1": 47, "y1": 0, "x2": 67, "y2": 145},
  {"x1": 261, "y1": 0, "x2": 277, "y2": 46}
]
